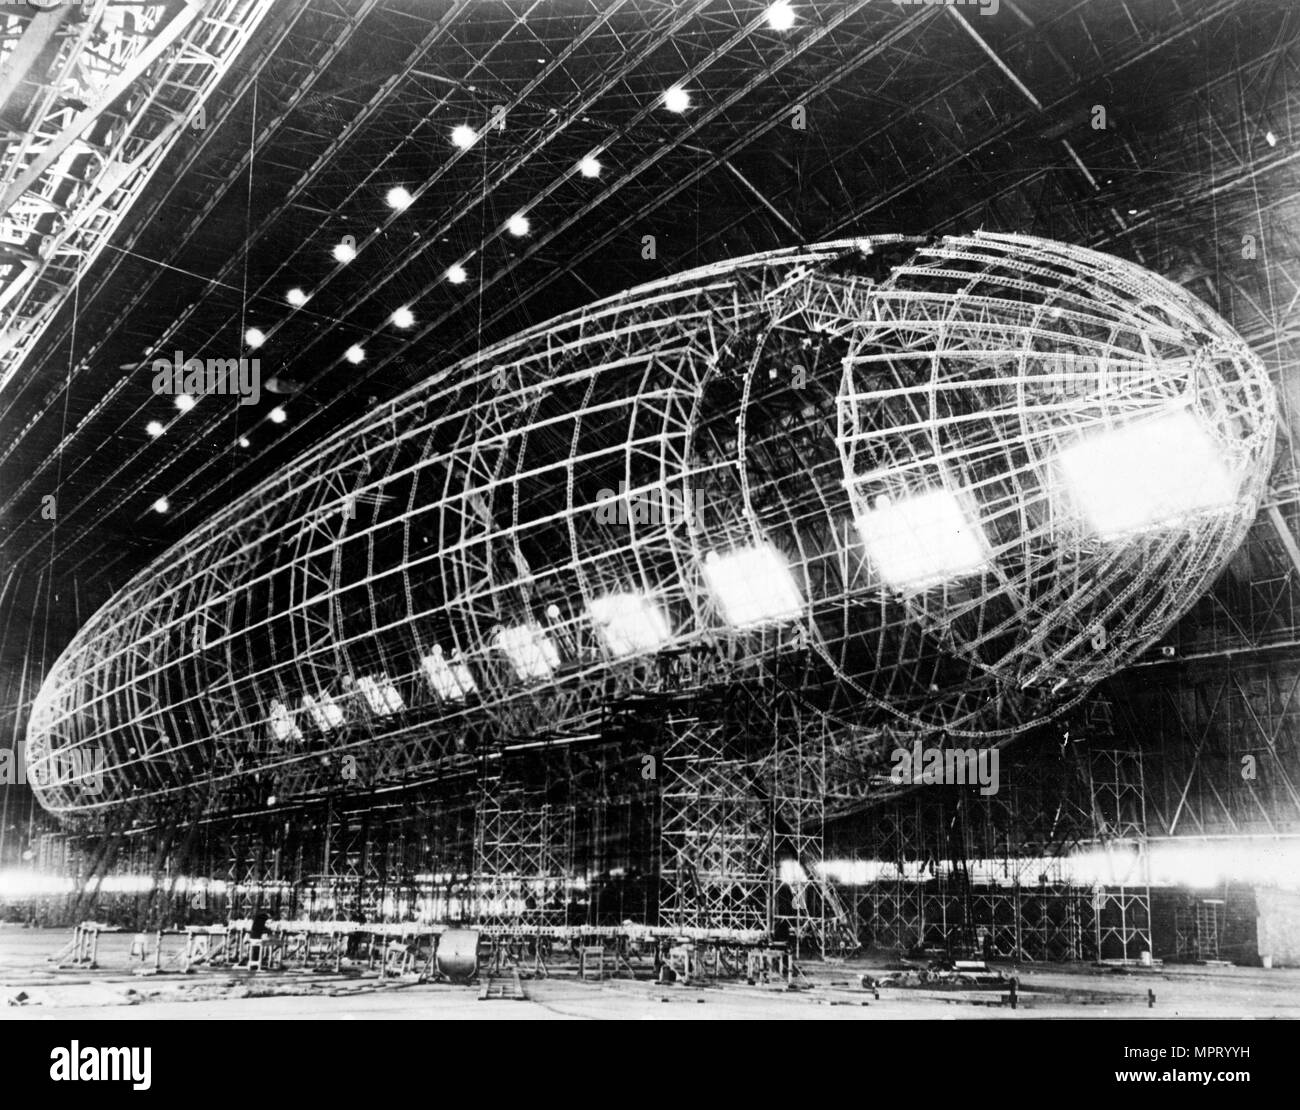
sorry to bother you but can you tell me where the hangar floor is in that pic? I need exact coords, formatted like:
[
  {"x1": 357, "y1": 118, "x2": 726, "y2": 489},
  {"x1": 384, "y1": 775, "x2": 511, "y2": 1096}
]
[{"x1": 1, "y1": 926, "x2": 1296, "y2": 1020}]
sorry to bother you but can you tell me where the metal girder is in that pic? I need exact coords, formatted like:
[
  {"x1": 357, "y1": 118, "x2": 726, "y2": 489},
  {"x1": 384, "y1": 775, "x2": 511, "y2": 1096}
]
[{"x1": 0, "y1": 0, "x2": 278, "y2": 396}]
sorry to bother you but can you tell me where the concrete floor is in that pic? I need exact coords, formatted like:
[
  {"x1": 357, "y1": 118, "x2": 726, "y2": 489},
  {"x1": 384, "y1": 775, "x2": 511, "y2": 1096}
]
[{"x1": 3, "y1": 924, "x2": 1297, "y2": 1019}]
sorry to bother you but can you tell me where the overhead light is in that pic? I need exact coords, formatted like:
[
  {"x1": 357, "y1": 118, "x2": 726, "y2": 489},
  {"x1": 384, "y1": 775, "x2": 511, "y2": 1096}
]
[
  {"x1": 1266, "y1": 130, "x2": 1278, "y2": 146},
  {"x1": 391, "y1": 305, "x2": 415, "y2": 328},
  {"x1": 237, "y1": 436, "x2": 251, "y2": 448},
  {"x1": 175, "y1": 393, "x2": 195, "y2": 412},
  {"x1": 269, "y1": 406, "x2": 287, "y2": 424},
  {"x1": 588, "y1": 592, "x2": 672, "y2": 657},
  {"x1": 494, "y1": 623, "x2": 560, "y2": 680},
  {"x1": 662, "y1": 86, "x2": 691, "y2": 113},
  {"x1": 151, "y1": 496, "x2": 169, "y2": 514},
  {"x1": 245, "y1": 327, "x2": 266, "y2": 348},
  {"x1": 702, "y1": 543, "x2": 803, "y2": 627},
  {"x1": 357, "y1": 675, "x2": 404, "y2": 715},
  {"x1": 421, "y1": 645, "x2": 477, "y2": 701},
  {"x1": 332, "y1": 241, "x2": 357, "y2": 263},
  {"x1": 451, "y1": 124, "x2": 477, "y2": 149},
  {"x1": 578, "y1": 154, "x2": 602, "y2": 178},
  {"x1": 766, "y1": 2, "x2": 796, "y2": 30},
  {"x1": 146, "y1": 420, "x2": 164, "y2": 438},
  {"x1": 286, "y1": 287, "x2": 309, "y2": 307},
  {"x1": 386, "y1": 185, "x2": 413, "y2": 210},
  {"x1": 506, "y1": 212, "x2": 530, "y2": 237},
  {"x1": 344, "y1": 344, "x2": 365, "y2": 364},
  {"x1": 855, "y1": 488, "x2": 990, "y2": 590},
  {"x1": 268, "y1": 698, "x2": 302, "y2": 742},
  {"x1": 446, "y1": 263, "x2": 468, "y2": 285},
  {"x1": 1059, "y1": 409, "x2": 1237, "y2": 538},
  {"x1": 302, "y1": 692, "x2": 344, "y2": 731}
]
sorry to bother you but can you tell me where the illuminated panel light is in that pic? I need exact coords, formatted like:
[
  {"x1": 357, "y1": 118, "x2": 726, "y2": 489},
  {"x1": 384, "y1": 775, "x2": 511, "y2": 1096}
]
[
  {"x1": 588, "y1": 592, "x2": 671, "y2": 657},
  {"x1": 1059, "y1": 409, "x2": 1236, "y2": 539},
  {"x1": 245, "y1": 327, "x2": 266, "y2": 348},
  {"x1": 357, "y1": 675, "x2": 405, "y2": 716},
  {"x1": 662, "y1": 85, "x2": 690, "y2": 113},
  {"x1": 855, "y1": 489, "x2": 990, "y2": 590},
  {"x1": 391, "y1": 305, "x2": 415, "y2": 328},
  {"x1": 238, "y1": 436, "x2": 250, "y2": 448},
  {"x1": 766, "y1": 2, "x2": 796, "y2": 30},
  {"x1": 702, "y1": 543, "x2": 802, "y2": 627},
  {"x1": 495, "y1": 624, "x2": 561, "y2": 680},
  {"x1": 332, "y1": 241, "x2": 357, "y2": 264},
  {"x1": 269, "y1": 406, "x2": 287, "y2": 424},
  {"x1": 268, "y1": 698, "x2": 303, "y2": 742},
  {"x1": 506, "y1": 212, "x2": 530, "y2": 237},
  {"x1": 386, "y1": 185, "x2": 413, "y2": 210},
  {"x1": 421, "y1": 645, "x2": 477, "y2": 701},
  {"x1": 146, "y1": 420, "x2": 164, "y2": 438},
  {"x1": 451, "y1": 124, "x2": 477, "y2": 149},
  {"x1": 175, "y1": 392, "x2": 195, "y2": 412},
  {"x1": 446, "y1": 264, "x2": 468, "y2": 285},
  {"x1": 302, "y1": 692, "x2": 344, "y2": 731},
  {"x1": 344, "y1": 344, "x2": 365, "y2": 364},
  {"x1": 578, "y1": 154, "x2": 601, "y2": 178},
  {"x1": 151, "y1": 497, "x2": 169, "y2": 514},
  {"x1": 286, "y1": 287, "x2": 308, "y2": 307}
]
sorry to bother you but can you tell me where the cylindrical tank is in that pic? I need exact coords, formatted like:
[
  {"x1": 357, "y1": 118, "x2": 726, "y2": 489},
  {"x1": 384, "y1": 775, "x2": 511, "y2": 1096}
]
[{"x1": 434, "y1": 929, "x2": 480, "y2": 982}]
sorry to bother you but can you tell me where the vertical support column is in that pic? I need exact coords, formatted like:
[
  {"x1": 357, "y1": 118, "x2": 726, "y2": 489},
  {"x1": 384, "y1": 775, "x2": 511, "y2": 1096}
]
[
  {"x1": 1088, "y1": 737, "x2": 1152, "y2": 962},
  {"x1": 658, "y1": 706, "x2": 769, "y2": 936},
  {"x1": 474, "y1": 749, "x2": 573, "y2": 935}
]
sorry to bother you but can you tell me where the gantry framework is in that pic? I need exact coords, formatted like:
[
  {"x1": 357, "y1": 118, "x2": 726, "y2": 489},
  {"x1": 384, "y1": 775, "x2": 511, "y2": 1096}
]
[
  {"x1": 0, "y1": 0, "x2": 277, "y2": 395},
  {"x1": 25, "y1": 232, "x2": 1275, "y2": 824}
]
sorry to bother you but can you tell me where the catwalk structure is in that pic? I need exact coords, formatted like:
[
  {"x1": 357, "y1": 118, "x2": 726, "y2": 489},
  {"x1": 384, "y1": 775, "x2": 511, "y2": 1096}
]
[{"x1": 25, "y1": 233, "x2": 1277, "y2": 956}]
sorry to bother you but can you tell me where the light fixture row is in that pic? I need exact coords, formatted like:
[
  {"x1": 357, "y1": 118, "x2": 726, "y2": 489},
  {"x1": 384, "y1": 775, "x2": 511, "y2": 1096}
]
[{"x1": 149, "y1": 2, "x2": 804, "y2": 509}]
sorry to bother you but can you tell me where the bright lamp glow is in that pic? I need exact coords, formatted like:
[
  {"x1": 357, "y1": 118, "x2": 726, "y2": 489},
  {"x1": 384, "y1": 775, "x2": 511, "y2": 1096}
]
[
  {"x1": 344, "y1": 344, "x2": 365, "y2": 364},
  {"x1": 855, "y1": 488, "x2": 990, "y2": 590},
  {"x1": 175, "y1": 393, "x2": 195, "y2": 412},
  {"x1": 391, "y1": 305, "x2": 415, "y2": 328},
  {"x1": 446, "y1": 264, "x2": 468, "y2": 285},
  {"x1": 578, "y1": 154, "x2": 602, "y2": 178},
  {"x1": 451, "y1": 124, "x2": 477, "y2": 149},
  {"x1": 421, "y1": 645, "x2": 477, "y2": 701},
  {"x1": 702, "y1": 543, "x2": 802, "y2": 627},
  {"x1": 357, "y1": 675, "x2": 404, "y2": 715},
  {"x1": 386, "y1": 185, "x2": 413, "y2": 210},
  {"x1": 302, "y1": 692, "x2": 344, "y2": 731},
  {"x1": 588, "y1": 592, "x2": 671, "y2": 657},
  {"x1": 268, "y1": 698, "x2": 302, "y2": 742},
  {"x1": 146, "y1": 420, "x2": 164, "y2": 438},
  {"x1": 506, "y1": 212, "x2": 530, "y2": 237},
  {"x1": 1059, "y1": 409, "x2": 1236, "y2": 538},
  {"x1": 151, "y1": 496, "x2": 169, "y2": 514},
  {"x1": 287, "y1": 287, "x2": 308, "y2": 307},
  {"x1": 245, "y1": 327, "x2": 266, "y2": 348},
  {"x1": 269, "y1": 406, "x2": 287, "y2": 424},
  {"x1": 332, "y1": 241, "x2": 357, "y2": 264},
  {"x1": 766, "y1": 2, "x2": 796, "y2": 30},
  {"x1": 495, "y1": 624, "x2": 561, "y2": 680},
  {"x1": 663, "y1": 86, "x2": 690, "y2": 113}
]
